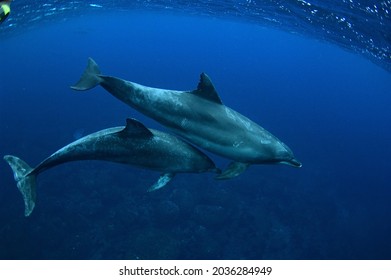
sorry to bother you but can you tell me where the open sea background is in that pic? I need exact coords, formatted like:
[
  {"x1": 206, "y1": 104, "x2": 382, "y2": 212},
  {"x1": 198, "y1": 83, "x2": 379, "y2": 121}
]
[{"x1": 0, "y1": 1, "x2": 390, "y2": 259}]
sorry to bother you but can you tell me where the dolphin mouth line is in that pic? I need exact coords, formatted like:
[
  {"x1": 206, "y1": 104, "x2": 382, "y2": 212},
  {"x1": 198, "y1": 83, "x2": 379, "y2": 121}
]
[
  {"x1": 290, "y1": 159, "x2": 303, "y2": 168},
  {"x1": 281, "y1": 159, "x2": 302, "y2": 168}
]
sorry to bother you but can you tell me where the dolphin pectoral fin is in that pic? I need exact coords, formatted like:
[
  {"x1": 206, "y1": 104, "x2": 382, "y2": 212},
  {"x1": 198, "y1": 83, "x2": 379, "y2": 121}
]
[
  {"x1": 3, "y1": 155, "x2": 37, "y2": 217},
  {"x1": 70, "y1": 57, "x2": 102, "y2": 91},
  {"x1": 147, "y1": 173, "x2": 175, "y2": 192},
  {"x1": 215, "y1": 162, "x2": 250, "y2": 180}
]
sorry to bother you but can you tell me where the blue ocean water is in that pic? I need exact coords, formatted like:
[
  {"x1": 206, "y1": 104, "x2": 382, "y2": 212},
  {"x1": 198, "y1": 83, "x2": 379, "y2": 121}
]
[{"x1": 0, "y1": 2, "x2": 391, "y2": 260}]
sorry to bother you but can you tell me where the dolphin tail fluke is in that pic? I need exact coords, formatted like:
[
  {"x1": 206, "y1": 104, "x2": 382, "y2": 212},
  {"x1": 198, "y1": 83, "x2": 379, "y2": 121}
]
[
  {"x1": 3, "y1": 155, "x2": 37, "y2": 217},
  {"x1": 70, "y1": 57, "x2": 102, "y2": 91},
  {"x1": 215, "y1": 162, "x2": 250, "y2": 180}
]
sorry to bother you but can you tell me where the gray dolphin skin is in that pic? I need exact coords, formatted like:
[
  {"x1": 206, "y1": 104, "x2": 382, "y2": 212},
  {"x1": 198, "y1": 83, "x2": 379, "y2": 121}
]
[
  {"x1": 71, "y1": 58, "x2": 301, "y2": 179},
  {"x1": 3, "y1": 118, "x2": 219, "y2": 217}
]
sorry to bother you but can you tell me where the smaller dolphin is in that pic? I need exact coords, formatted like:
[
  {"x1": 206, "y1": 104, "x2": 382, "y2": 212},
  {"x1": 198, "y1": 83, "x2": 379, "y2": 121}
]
[{"x1": 4, "y1": 118, "x2": 219, "y2": 217}]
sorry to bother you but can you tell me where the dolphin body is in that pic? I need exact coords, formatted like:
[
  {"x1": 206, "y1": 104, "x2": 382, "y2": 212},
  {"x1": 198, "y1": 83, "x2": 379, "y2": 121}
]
[
  {"x1": 4, "y1": 118, "x2": 219, "y2": 216},
  {"x1": 71, "y1": 58, "x2": 301, "y2": 179}
]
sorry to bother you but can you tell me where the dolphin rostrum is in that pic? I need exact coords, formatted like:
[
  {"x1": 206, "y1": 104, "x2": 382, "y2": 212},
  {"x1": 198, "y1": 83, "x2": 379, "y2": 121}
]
[
  {"x1": 71, "y1": 58, "x2": 301, "y2": 179},
  {"x1": 4, "y1": 118, "x2": 219, "y2": 216}
]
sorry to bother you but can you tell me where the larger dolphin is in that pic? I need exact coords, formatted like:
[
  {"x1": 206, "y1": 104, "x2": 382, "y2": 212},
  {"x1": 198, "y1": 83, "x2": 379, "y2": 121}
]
[
  {"x1": 4, "y1": 118, "x2": 219, "y2": 216},
  {"x1": 71, "y1": 58, "x2": 301, "y2": 179}
]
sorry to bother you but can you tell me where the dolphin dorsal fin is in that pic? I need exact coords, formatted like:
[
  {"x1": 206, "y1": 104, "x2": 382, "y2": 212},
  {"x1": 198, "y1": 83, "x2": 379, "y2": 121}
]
[
  {"x1": 191, "y1": 73, "x2": 223, "y2": 104},
  {"x1": 118, "y1": 118, "x2": 153, "y2": 138}
]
